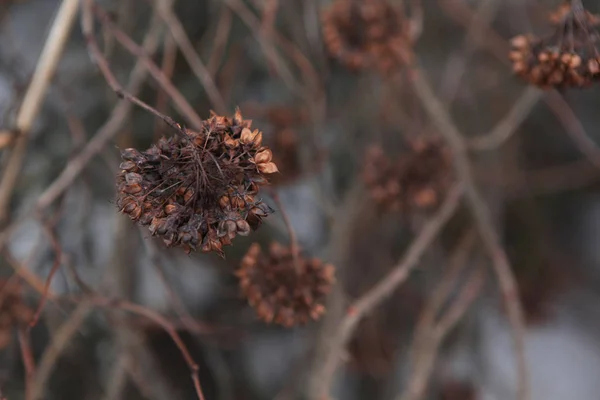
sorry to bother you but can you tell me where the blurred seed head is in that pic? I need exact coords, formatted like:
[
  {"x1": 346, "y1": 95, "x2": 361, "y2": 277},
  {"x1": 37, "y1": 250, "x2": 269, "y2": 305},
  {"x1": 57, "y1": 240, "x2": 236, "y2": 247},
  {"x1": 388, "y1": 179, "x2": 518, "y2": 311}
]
[
  {"x1": 236, "y1": 242, "x2": 335, "y2": 327},
  {"x1": 321, "y1": 0, "x2": 414, "y2": 74},
  {"x1": 509, "y1": 1, "x2": 600, "y2": 89},
  {"x1": 362, "y1": 137, "x2": 453, "y2": 212}
]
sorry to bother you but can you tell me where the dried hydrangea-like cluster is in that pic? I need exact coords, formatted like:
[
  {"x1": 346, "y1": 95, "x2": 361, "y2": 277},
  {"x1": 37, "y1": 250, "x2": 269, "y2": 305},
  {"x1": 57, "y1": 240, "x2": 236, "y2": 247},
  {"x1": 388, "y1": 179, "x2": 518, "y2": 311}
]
[
  {"x1": 321, "y1": 0, "x2": 413, "y2": 74},
  {"x1": 116, "y1": 109, "x2": 277, "y2": 256},
  {"x1": 236, "y1": 242, "x2": 335, "y2": 327},
  {"x1": 363, "y1": 138, "x2": 453, "y2": 212},
  {"x1": 509, "y1": 1, "x2": 600, "y2": 88},
  {"x1": 0, "y1": 280, "x2": 33, "y2": 349}
]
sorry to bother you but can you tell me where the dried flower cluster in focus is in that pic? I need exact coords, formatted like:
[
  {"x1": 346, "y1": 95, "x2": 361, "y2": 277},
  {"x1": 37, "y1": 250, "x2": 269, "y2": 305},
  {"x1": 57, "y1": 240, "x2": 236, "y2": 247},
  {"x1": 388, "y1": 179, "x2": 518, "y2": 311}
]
[
  {"x1": 236, "y1": 242, "x2": 335, "y2": 327},
  {"x1": 0, "y1": 280, "x2": 32, "y2": 349},
  {"x1": 363, "y1": 138, "x2": 453, "y2": 212},
  {"x1": 509, "y1": 1, "x2": 600, "y2": 88},
  {"x1": 322, "y1": 0, "x2": 413, "y2": 74},
  {"x1": 116, "y1": 109, "x2": 277, "y2": 256}
]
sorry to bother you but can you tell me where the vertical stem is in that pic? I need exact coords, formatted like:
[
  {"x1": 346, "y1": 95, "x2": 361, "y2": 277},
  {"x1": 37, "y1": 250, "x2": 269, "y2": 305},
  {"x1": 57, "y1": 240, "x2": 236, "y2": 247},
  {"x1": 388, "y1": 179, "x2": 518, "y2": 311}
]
[{"x1": 270, "y1": 189, "x2": 301, "y2": 273}]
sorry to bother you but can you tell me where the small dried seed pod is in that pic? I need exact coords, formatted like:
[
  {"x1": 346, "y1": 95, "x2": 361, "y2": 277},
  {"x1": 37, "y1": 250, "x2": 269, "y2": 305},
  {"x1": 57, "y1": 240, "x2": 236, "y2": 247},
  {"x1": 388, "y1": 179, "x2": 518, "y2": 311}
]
[{"x1": 236, "y1": 243, "x2": 336, "y2": 327}]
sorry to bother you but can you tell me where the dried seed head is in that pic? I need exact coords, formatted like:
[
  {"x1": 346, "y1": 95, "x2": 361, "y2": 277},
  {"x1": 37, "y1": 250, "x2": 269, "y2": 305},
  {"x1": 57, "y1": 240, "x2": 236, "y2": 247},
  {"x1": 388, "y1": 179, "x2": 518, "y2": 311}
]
[
  {"x1": 509, "y1": 2, "x2": 600, "y2": 89},
  {"x1": 363, "y1": 137, "x2": 453, "y2": 212},
  {"x1": 115, "y1": 109, "x2": 278, "y2": 256},
  {"x1": 321, "y1": 0, "x2": 414, "y2": 74},
  {"x1": 236, "y1": 243, "x2": 336, "y2": 327}
]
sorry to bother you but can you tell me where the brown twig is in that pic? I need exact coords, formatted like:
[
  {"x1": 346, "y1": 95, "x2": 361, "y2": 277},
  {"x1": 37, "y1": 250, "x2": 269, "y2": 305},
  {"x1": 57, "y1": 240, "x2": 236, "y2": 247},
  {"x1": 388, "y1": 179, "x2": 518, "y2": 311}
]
[
  {"x1": 90, "y1": 1, "x2": 203, "y2": 129},
  {"x1": 409, "y1": 68, "x2": 530, "y2": 400},
  {"x1": 153, "y1": 34, "x2": 178, "y2": 139},
  {"x1": 0, "y1": 0, "x2": 80, "y2": 225},
  {"x1": 307, "y1": 183, "x2": 464, "y2": 399},
  {"x1": 154, "y1": 0, "x2": 228, "y2": 114},
  {"x1": 88, "y1": 296, "x2": 206, "y2": 400},
  {"x1": 140, "y1": 232, "x2": 220, "y2": 336},
  {"x1": 270, "y1": 189, "x2": 301, "y2": 273},
  {"x1": 1, "y1": 249, "x2": 56, "y2": 298},
  {"x1": 18, "y1": 327, "x2": 36, "y2": 399},
  {"x1": 83, "y1": 1, "x2": 188, "y2": 138},
  {"x1": 546, "y1": 90, "x2": 600, "y2": 169},
  {"x1": 469, "y1": 87, "x2": 543, "y2": 150},
  {"x1": 224, "y1": 0, "x2": 320, "y2": 100},
  {"x1": 409, "y1": 230, "x2": 476, "y2": 369},
  {"x1": 29, "y1": 301, "x2": 94, "y2": 400},
  {"x1": 207, "y1": 7, "x2": 233, "y2": 77},
  {"x1": 399, "y1": 264, "x2": 485, "y2": 400},
  {"x1": 28, "y1": 220, "x2": 63, "y2": 330},
  {"x1": 36, "y1": 1, "x2": 165, "y2": 210},
  {"x1": 63, "y1": 254, "x2": 208, "y2": 400}
]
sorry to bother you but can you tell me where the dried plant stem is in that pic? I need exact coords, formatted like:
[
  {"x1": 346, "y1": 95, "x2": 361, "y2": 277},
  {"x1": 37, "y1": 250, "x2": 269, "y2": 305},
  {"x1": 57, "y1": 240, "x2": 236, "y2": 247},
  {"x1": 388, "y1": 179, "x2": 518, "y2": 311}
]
[
  {"x1": 409, "y1": 230, "x2": 476, "y2": 366},
  {"x1": 155, "y1": 1, "x2": 228, "y2": 114},
  {"x1": 0, "y1": 0, "x2": 80, "y2": 224},
  {"x1": 102, "y1": 354, "x2": 129, "y2": 400},
  {"x1": 225, "y1": 0, "x2": 319, "y2": 98},
  {"x1": 207, "y1": 7, "x2": 232, "y2": 76},
  {"x1": 88, "y1": 296, "x2": 206, "y2": 400},
  {"x1": 141, "y1": 234, "x2": 217, "y2": 335},
  {"x1": 84, "y1": 1, "x2": 188, "y2": 137},
  {"x1": 270, "y1": 189, "x2": 301, "y2": 273},
  {"x1": 398, "y1": 265, "x2": 485, "y2": 400},
  {"x1": 308, "y1": 183, "x2": 464, "y2": 399},
  {"x1": 29, "y1": 301, "x2": 94, "y2": 400},
  {"x1": 153, "y1": 34, "x2": 178, "y2": 139},
  {"x1": 27, "y1": 221, "x2": 63, "y2": 330},
  {"x1": 18, "y1": 327, "x2": 35, "y2": 399},
  {"x1": 546, "y1": 90, "x2": 600, "y2": 168},
  {"x1": 2, "y1": 250, "x2": 56, "y2": 298},
  {"x1": 469, "y1": 87, "x2": 542, "y2": 150},
  {"x1": 36, "y1": 2, "x2": 165, "y2": 210},
  {"x1": 90, "y1": 1, "x2": 203, "y2": 128},
  {"x1": 401, "y1": 231, "x2": 478, "y2": 400},
  {"x1": 410, "y1": 68, "x2": 530, "y2": 400}
]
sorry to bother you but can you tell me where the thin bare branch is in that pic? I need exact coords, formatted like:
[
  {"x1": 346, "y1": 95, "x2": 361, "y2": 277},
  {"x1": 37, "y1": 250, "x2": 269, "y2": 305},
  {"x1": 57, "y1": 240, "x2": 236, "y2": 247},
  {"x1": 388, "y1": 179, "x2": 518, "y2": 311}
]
[
  {"x1": 0, "y1": 0, "x2": 80, "y2": 224},
  {"x1": 469, "y1": 87, "x2": 542, "y2": 150},
  {"x1": 156, "y1": 1, "x2": 228, "y2": 114},
  {"x1": 29, "y1": 301, "x2": 94, "y2": 400},
  {"x1": 410, "y1": 68, "x2": 530, "y2": 400},
  {"x1": 36, "y1": 1, "x2": 166, "y2": 210},
  {"x1": 308, "y1": 183, "x2": 464, "y2": 399}
]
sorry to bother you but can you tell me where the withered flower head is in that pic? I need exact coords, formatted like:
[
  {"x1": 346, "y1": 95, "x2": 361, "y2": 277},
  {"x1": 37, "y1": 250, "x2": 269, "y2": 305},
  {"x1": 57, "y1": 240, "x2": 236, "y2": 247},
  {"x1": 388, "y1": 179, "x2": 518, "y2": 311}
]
[
  {"x1": 0, "y1": 280, "x2": 33, "y2": 350},
  {"x1": 116, "y1": 109, "x2": 278, "y2": 256},
  {"x1": 509, "y1": 1, "x2": 600, "y2": 89},
  {"x1": 363, "y1": 137, "x2": 453, "y2": 212},
  {"x1": 321, "y1": 0, "x2": 413, "y2": 74},
  {"x1": 236, "y1": 242, "x2": 335, "y2": 327}
]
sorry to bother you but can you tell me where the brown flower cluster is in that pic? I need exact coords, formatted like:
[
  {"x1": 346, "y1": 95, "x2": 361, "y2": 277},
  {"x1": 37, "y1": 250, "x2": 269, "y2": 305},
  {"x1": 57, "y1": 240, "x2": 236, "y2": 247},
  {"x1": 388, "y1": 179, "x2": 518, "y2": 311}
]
[
  {"x1": 0, "y1": 280, "x2": 33, "y2": 349},
  {"x1": 236, "y1": 242, "x2": 335, "y2": 327},
  {"x1": 510, "y1": 2, "x2": 600, "y2": 88},
  {"x1": 116, "y1": 109, "x2": 277, "y2": 256},
  {"x1": 322, "y1": 0, "x2": 413, "y2": 74},
  {"x1": 363, "y1": 138, "x2": 453, "y2": 212}
]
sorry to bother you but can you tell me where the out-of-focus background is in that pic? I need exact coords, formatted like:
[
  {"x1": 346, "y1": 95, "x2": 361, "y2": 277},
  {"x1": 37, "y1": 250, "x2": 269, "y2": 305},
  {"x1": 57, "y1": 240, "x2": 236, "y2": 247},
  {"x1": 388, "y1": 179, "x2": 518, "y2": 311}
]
[{"x1": 2, "y1": 0, "x2": 600, "y2": 399}]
